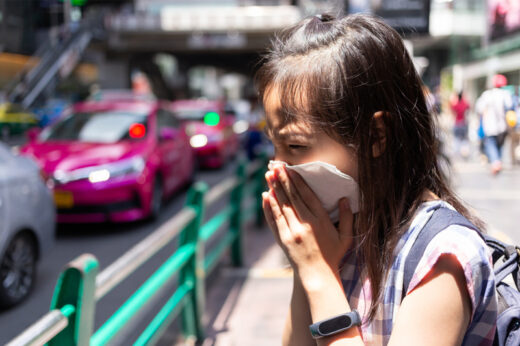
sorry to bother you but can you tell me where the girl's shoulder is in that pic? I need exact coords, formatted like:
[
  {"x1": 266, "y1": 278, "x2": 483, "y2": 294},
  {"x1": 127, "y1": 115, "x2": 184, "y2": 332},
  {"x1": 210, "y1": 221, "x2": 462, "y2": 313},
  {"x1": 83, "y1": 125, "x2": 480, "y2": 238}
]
[
  {"x1": 401, "y1": 200, "x2": 486, "y2": 250},
  {"x1": 401, "y1": 200, "x2": 496, "y2": 318},
  {"x1": 400, "y1": 200, "x2": 489, "y2": 266}
]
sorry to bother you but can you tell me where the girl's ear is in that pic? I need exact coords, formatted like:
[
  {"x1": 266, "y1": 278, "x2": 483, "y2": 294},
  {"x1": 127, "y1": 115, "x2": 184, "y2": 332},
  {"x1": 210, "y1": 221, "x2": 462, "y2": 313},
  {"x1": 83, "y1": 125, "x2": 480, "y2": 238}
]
[{"x1": 371, "y1": 111, "x2": 387, "y2": 158}]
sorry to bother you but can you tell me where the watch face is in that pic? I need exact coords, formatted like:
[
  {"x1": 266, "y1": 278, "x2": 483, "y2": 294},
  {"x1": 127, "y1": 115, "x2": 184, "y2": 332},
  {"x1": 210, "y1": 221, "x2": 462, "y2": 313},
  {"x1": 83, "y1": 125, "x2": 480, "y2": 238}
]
[{"x1": 319, "y1": 315, "x2": 352, "y2": 334}]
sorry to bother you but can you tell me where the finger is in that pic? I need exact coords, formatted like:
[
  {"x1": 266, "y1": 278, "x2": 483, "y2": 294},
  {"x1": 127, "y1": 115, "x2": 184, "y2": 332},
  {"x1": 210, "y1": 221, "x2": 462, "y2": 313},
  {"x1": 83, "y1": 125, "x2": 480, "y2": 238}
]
[
  {"x1": 265, "y1": 171, "x2": 277, "y2": 198},
  {"x1": 285, "y1": 168, "x2": 327, "y2": 218},
  {"x1": 338, "y1": 198, "x2": 354, "y2": 249},
  {"x1": 267, "y1": 169, "x2": 302, "y2": 227},
  {"x1": 262, "y1": 191, "x2": 281, "y2": 243},
  {"x1": 273, "y1": 166, "x2": 314, "y2": 221},
  {"x1": 267, "y1": 190, "x2": 292, "y2": 243},
  {"x1": 266, "y1": 170, "x2": 287, "y2": 204}
]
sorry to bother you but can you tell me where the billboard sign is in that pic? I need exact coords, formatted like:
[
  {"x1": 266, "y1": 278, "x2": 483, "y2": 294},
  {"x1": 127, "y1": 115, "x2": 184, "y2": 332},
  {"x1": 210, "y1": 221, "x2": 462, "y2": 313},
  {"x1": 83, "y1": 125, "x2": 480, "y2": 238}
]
[
  {"x1": 488, "y1": 0, "x2": 520, "y2": 41},
  {"x1": 348, "y1": 0, "x2": 431, "y2": 34}
]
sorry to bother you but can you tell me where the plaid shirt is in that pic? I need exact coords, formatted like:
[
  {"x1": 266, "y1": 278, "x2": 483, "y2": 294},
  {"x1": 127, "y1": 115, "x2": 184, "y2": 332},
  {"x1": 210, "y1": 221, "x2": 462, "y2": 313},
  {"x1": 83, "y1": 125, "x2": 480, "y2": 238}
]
[{"x1": 340, "y1": 200, "x2": 497, "y2": 345}]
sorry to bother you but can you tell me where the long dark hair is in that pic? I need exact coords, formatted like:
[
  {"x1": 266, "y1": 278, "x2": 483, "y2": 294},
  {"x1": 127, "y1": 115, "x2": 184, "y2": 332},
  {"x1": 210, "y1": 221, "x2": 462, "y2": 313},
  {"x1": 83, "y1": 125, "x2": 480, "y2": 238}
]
[{"x1": 255, "y1": 13, "x2": 482, "y2": 320}]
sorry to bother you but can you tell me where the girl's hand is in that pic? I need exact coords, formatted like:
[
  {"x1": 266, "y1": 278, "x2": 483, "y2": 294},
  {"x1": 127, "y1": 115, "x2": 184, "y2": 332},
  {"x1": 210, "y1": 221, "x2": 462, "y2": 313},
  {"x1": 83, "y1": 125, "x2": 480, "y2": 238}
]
[{"x1": 262, "y1": 164, "x2": 354, "y2": 282}]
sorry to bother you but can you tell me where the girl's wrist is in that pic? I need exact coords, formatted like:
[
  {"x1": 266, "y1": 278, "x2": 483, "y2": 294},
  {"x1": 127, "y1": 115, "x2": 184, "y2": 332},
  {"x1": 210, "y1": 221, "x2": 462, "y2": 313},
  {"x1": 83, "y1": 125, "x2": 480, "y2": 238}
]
[
  {"x1": 299, "y1": 268, "x2": 353, "y2": 322},
  {"x1": 297, "y1": 264, "x2": 342, "y2": 294}
]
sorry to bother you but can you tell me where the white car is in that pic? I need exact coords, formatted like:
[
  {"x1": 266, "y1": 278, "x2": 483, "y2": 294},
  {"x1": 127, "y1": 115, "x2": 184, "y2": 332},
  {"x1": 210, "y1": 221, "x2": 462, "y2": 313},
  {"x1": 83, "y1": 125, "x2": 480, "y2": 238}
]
[{"x1": 0, "y1": 142, "x2": 55, "y2": 308}]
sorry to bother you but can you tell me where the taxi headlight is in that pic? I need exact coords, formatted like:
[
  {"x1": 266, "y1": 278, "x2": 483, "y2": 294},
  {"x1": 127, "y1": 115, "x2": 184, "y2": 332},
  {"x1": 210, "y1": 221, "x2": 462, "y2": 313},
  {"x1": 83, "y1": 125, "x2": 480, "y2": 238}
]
[
  {"x1": 190, "y1": 134, "x2": 208, "y2": 148},
  {"x1": 88, "y1": 169, "x2": 110, "y2": 183},
  {"x1": 55, "y1": 157, "x2": 145, "y2": 184},
  {"x1": 88, "y1": 157, "x2": 145, "y2": 183}
]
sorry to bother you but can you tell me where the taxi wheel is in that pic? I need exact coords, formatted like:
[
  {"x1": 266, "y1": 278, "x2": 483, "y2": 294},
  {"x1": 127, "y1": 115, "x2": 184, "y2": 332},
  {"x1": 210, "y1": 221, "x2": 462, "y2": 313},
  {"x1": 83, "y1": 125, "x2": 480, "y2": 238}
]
[
  {"x1": 149, "y1": 177, "x2": 163, "y2": 220},
  {"x1": 0, "y1": 233, "x2": 37, "y2": 309}
]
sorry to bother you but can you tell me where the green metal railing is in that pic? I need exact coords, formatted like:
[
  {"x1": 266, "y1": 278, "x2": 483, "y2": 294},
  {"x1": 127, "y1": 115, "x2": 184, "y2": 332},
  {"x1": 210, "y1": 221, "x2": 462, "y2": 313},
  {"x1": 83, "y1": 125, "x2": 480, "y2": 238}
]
[{"x1": 7, "y1": 157, "x2": 267, "y2": 346}]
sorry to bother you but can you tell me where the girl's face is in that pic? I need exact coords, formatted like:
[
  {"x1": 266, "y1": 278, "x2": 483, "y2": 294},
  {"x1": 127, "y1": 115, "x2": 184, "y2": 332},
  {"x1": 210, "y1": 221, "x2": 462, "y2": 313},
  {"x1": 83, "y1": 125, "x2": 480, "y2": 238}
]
[{"x1": 263, "y1": 88, "x2": 359, "y2": 182}]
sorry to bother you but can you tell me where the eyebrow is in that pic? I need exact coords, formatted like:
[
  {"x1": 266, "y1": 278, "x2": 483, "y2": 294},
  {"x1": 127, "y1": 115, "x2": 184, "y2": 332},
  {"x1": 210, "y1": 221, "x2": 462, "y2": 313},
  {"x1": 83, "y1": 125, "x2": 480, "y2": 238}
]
[{"x1": 264, "y1": 126, "x2": 310, "y2": 141}]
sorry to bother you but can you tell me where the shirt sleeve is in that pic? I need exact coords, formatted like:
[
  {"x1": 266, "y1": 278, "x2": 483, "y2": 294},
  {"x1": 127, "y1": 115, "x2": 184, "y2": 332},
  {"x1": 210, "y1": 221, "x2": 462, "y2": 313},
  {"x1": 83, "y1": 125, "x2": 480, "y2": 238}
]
[{"x1": 405, "y1": 225, "x2": 496, "y2": 321}]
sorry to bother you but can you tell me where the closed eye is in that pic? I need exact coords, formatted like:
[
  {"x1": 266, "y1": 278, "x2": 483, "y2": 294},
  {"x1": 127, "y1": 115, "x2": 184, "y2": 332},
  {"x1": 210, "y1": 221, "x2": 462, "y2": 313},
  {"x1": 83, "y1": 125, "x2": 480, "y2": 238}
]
[{"x1": 288, "y1": 144, "x2": 308, "y2": 150}]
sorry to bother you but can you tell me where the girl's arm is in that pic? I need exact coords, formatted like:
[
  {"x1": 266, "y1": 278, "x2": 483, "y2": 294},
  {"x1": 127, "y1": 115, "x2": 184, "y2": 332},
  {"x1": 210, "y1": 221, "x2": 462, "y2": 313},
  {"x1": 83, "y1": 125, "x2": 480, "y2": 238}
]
[
  {"x1": 282, "y1": 274, "x2": 315, "y2": 346},
  {"x1": 263, "y1": 166, "x2": 364, "y2": 345},
  {"x1": 388, "y1": 254, "x2": 471, "y2": 346}
]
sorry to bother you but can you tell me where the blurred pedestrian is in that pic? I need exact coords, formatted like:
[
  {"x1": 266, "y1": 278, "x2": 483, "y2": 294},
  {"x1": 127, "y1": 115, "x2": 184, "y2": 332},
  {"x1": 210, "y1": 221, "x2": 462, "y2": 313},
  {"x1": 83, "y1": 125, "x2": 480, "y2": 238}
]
[
  {"x1": 475, "y1": 74, "x2": 513, "y2": 175},
  {"x1": 244, "y1": 97, "x2": 268, "y2": 160},
  {"x1": 508, "y1": 85, "x2": 520, "y2": 165},
  {"x1": 245, "y1": 122, "x2": 263, "y2": 160},
  {"x1": 450, "y1": 91, "x2": 470, "y2": 158},
  {"x1": 258, "y1": 13, "x2": 495, "y2": 345}
]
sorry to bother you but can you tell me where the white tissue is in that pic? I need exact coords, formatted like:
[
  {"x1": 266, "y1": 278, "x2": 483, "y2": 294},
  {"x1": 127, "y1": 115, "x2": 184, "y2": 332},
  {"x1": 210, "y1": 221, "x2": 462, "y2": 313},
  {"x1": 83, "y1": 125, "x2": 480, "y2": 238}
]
[{"x1": 268, "y1": 160, "x2": 360, "y2": 223}]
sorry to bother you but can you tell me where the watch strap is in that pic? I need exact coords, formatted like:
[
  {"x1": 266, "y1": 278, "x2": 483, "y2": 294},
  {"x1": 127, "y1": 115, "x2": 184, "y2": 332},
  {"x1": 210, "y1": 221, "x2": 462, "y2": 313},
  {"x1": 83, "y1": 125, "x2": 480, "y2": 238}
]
[{"x1": 309, "y1": 310, "x2": 361, "y2": 339}]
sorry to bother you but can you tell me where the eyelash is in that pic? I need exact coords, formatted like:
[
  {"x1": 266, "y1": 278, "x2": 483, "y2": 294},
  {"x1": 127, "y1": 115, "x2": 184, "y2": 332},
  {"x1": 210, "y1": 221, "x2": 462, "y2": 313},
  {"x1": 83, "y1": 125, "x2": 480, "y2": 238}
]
[{"x1": 288, "y1": 144, "x2": 307, "y2": 150}]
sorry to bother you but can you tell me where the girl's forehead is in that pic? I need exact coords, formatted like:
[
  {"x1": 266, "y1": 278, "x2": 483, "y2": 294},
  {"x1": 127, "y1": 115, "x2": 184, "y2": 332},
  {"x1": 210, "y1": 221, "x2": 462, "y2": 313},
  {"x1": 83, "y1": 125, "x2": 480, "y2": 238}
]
[
  {"x1": 263, "y1": 86, "x2": 322, "y2": 141},
  {"x1": 265, "y1": 116, "x2": 312, "y2": 136},
  {"x1": 263, "y1": 84, "x2": 309, "y2": 122},
  {"x1": 263, "y1": 84, "x2": 285, "y2": 112}
]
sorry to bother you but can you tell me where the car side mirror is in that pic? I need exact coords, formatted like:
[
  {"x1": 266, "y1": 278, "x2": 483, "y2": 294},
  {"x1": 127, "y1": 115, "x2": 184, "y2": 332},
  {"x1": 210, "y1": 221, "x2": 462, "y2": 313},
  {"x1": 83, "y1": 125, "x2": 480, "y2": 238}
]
[
  {"x1": 160, "y1": 127, "x2": 178, "y2": 141},
  {"x1": 27, "y1": 127, "x2": 41, "y2": 142}
]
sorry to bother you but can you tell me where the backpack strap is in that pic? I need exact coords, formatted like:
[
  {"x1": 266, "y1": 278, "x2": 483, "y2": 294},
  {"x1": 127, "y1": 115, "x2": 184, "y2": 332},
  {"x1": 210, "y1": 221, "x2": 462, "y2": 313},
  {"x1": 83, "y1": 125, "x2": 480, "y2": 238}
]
[
  {"x1": 483, "y1": 233, "x2": 520, "y2": 288},
  {"x1": 403, "y1": 206, "x2": 479, "y2": 296}
]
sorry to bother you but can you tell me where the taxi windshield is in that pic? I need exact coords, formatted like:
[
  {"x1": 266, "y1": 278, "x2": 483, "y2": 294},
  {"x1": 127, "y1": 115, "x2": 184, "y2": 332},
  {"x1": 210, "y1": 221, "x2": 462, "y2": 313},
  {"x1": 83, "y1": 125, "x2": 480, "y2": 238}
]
[{"x1": 40, "y1": 110, "x2": 148, "y2": 143}]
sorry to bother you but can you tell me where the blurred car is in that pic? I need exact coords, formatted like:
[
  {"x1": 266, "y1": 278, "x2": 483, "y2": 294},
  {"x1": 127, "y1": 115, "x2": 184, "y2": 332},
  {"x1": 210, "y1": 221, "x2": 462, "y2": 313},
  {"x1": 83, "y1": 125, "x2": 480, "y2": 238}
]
[
  {"x1": 171, "y1": 99, "x2": 239, "y2": 168},
  {"x1": 0, "y1": 142, "x2": 55, "y2": 308},
  {"x1": 0, "y1": 103, "x2": 38, "y2": 138},
  {"x1": 20, "y1": 96, "x2": 196, "y2": 223}
]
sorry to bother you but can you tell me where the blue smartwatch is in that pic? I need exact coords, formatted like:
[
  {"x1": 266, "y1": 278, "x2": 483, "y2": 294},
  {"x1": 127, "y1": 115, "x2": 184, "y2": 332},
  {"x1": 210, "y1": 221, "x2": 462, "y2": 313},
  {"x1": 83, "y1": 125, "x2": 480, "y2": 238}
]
[{"x1": 309, "y1": 310, "x2": 361, "y2": 339}]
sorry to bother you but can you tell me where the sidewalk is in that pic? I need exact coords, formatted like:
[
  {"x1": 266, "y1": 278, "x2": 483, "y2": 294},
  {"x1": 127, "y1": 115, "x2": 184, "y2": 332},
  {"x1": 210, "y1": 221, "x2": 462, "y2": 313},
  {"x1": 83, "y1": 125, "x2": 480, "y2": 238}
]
[
  {"x1": 151, "y1": 218, "x2": 291, "y2": 346},
  {"x1": 200, "y1": 222, "x2": 292, "y2": 346},
  {"x1": 156, "y1": 220, "x2": 290, "y2": 346}
]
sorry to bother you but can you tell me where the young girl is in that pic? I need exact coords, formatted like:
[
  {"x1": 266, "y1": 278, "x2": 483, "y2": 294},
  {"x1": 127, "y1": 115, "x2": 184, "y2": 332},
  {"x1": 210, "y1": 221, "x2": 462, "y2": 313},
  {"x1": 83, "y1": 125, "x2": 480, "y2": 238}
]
[{"x1": 257, "y1": 14, "x2": 497, "y2": 345}]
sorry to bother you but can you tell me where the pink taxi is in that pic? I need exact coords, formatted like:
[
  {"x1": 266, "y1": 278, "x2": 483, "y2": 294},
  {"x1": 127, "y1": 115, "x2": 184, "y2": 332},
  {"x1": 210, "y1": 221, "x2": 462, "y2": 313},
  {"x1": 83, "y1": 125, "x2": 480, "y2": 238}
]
[
  {"x1": 171, "y1": 100, "x2": 239, "y2": 168},
  {"x1": 20, "y1": 98, "x2": 195, "y2": 223}
]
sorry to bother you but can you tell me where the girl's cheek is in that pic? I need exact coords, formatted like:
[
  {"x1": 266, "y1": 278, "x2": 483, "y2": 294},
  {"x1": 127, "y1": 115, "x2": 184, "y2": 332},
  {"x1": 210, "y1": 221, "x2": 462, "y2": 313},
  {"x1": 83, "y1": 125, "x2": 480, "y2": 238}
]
[{"x1": 272, "y1": 150, "x2": 290, "y2": 164}]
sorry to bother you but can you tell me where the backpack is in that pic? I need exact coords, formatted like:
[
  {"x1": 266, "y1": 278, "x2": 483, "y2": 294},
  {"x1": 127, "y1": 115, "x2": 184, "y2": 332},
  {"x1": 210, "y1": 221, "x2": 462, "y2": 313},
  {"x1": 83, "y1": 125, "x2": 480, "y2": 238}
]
[{"x1": 403, "y1": 206, "x2": 520, "y2": 346}]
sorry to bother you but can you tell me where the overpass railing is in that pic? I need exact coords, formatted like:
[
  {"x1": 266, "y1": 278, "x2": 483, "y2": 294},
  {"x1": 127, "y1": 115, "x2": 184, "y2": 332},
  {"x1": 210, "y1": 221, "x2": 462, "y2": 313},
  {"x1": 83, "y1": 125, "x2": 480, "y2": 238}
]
[{"x1": 7, "y1": 157, "x2": 267, "y2": 346}]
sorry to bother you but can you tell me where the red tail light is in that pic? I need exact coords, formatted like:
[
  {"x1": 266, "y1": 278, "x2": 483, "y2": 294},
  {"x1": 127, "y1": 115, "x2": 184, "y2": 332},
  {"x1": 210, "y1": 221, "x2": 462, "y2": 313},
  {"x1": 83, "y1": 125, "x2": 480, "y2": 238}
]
[{"x1": 129, "y1": 123, "x2": 146, "y2": 138}]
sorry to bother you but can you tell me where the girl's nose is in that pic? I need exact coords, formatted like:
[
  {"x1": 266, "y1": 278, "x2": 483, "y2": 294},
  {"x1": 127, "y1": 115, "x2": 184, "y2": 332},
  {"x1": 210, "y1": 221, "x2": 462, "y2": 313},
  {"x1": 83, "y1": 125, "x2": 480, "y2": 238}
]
[{"x1": 273, "y1": 154, "x2": 291, "y2": 166}]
